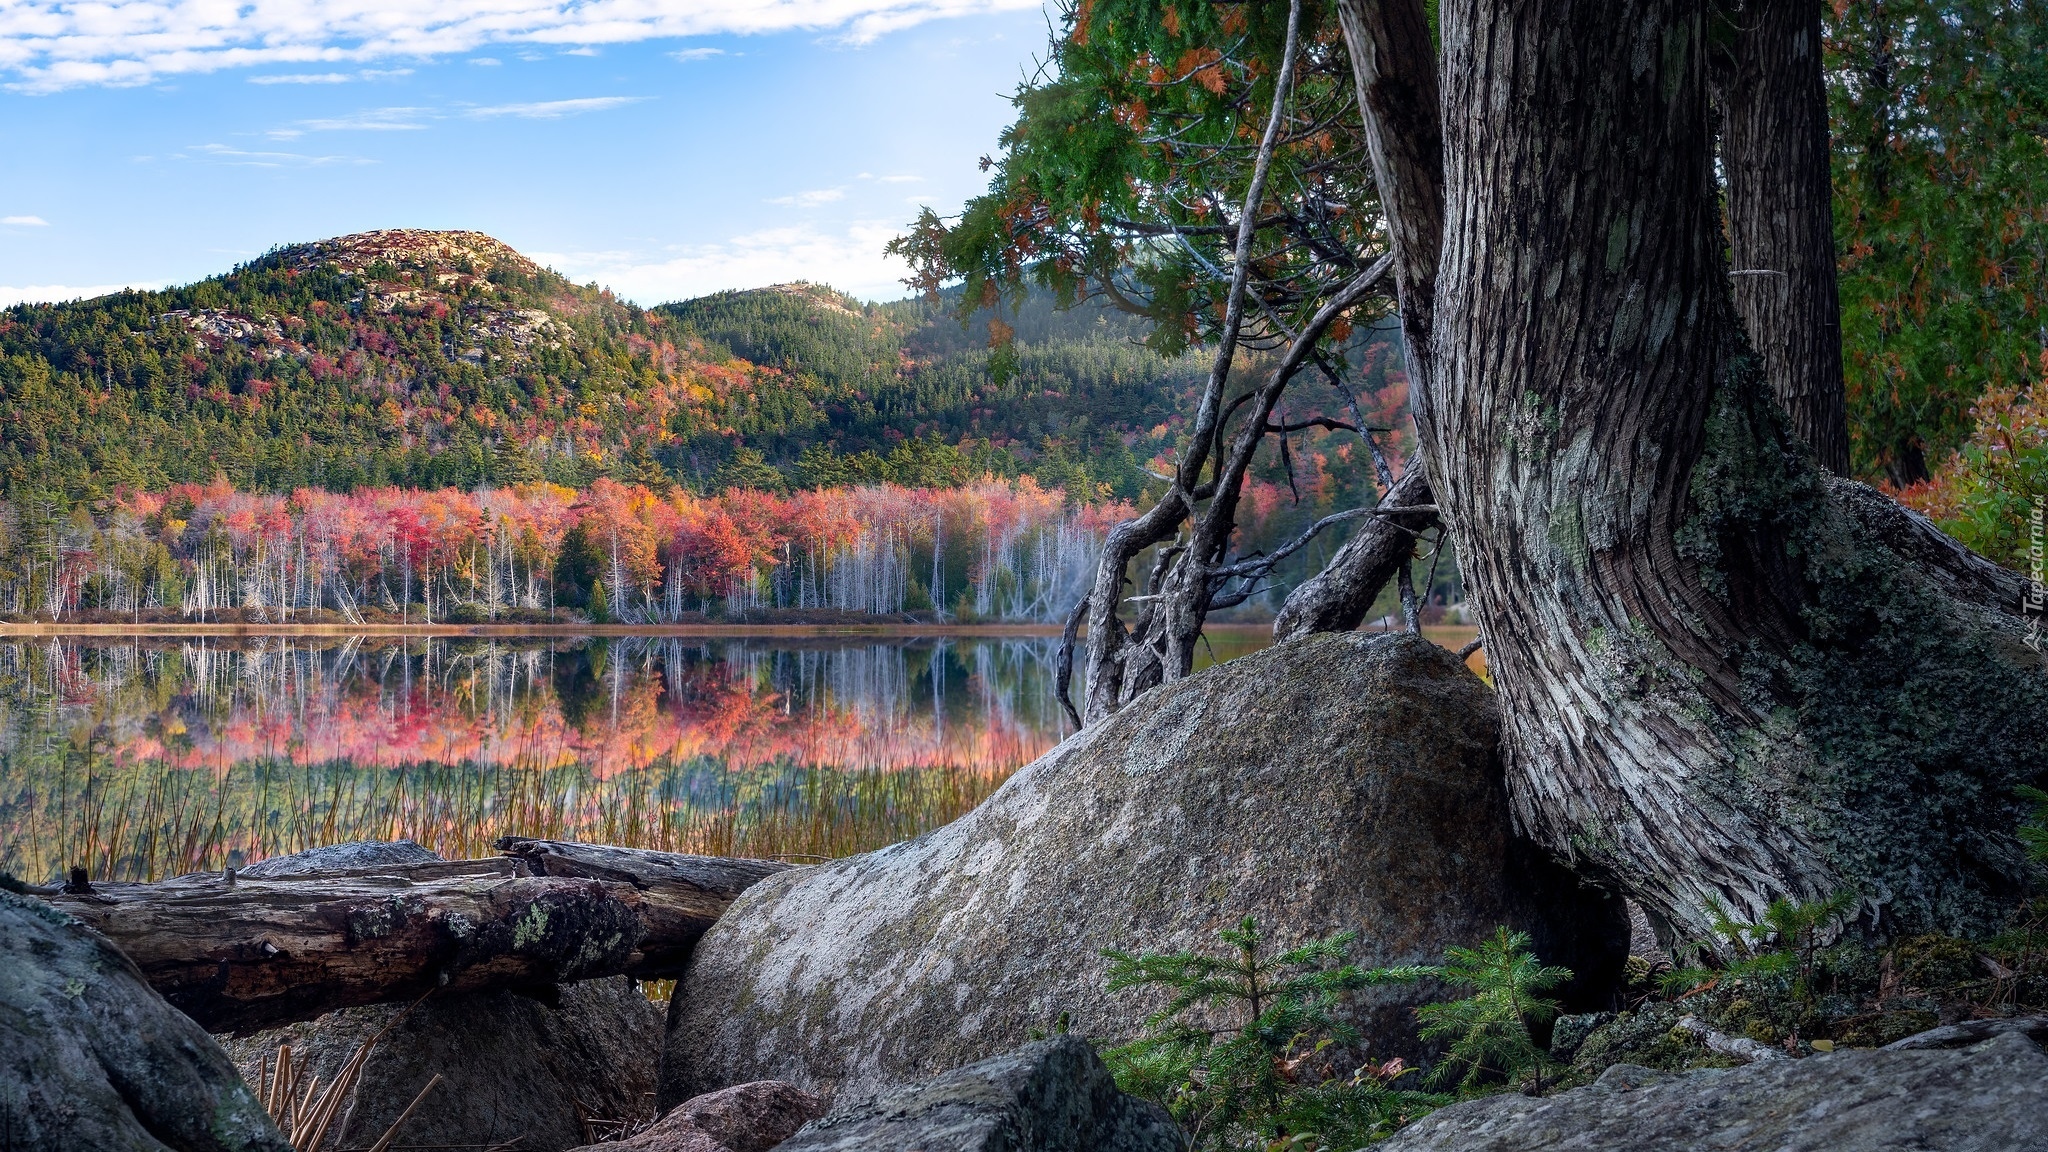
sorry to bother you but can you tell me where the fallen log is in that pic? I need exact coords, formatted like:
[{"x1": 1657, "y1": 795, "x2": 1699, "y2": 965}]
[
  {"x1": 43, "y1": 844, "x2": 794, "y2": 1033},
  {"x1": 496, "y1": 837, "x2": 793, "y2": 975}
]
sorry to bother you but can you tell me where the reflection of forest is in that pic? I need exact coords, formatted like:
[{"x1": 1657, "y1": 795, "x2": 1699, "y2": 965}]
[{"x1": 0, "y1": 635, "x2": 1083, "y2": 883}]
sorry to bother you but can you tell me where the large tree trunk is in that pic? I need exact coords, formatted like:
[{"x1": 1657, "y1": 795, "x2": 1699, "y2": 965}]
[
  {"x1": 1715, "y1": 0, "x2": 1852, "y2": 472},
  {"x1": 1427, "y1": 0, "x2": 2047, "y2": 943}
]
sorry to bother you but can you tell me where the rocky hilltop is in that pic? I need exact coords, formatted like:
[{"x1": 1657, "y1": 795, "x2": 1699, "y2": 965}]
[
  {"x1": 0, "y1": 229, "x2": 1195, "y2": 497},
  {"x1": 273, "y1": 228, "x2": 543, "y2": 281}
]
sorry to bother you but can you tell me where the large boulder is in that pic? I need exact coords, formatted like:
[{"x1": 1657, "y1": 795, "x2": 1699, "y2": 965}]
[
  {"x1": 661, "y1": 632, "x2": 1627, "y2": 1104},
  {"x1": 568, "y1": 1081, "x2": 826, "y2": 1152},
  {"x1": 1376, "y1": 1030, "x2": 2048, "y2": 1151},
  {"x1": 776, "y1": 1036, "x2": 1180, "y2": 1152},
  {"x1": 0, "y1": 891, "x2": 290, "y2": 1152},
  {"x1": 219, "y1": 976, "x2": 662, "y2": 1152}
]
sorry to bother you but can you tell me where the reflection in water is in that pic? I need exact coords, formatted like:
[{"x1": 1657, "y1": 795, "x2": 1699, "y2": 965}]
[{"x1": 0, "y1": 634, "x2": 1088, "y2": 883}]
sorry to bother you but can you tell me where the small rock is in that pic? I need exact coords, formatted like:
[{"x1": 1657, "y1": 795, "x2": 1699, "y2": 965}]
[
  {"x1": 0, "y1": 891, "x2": 290, "y2": 1152},
  {"x1": 238, "y1": 839, "x2": 442, "y2": 878},
  {"x1": 1549, "y1": 1012, "x2": 1614, "y2": 1062},
  {"x1": 220, "y1": 977, "x2": 661, "y2": 1152},
  {"x1": 1377, "y1": 1030, "x2": 2048, "y2": 1151},
  {"x1": 775, "y1": 1036, "x2": 1179, "y2": 1152},
  {"x1": 569, "y1": 1081, "x2": 826, "y2": 1152}
]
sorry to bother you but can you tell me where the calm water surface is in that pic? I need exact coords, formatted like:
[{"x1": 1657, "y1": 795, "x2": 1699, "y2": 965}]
[{"x1": 0, "y1": 627, "x2": 1466, "y2": 883}]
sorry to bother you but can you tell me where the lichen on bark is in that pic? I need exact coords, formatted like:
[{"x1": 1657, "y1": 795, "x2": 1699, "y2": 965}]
[{"x1": 1679, "y1": 366, "x2": 2048, "y2": 938}]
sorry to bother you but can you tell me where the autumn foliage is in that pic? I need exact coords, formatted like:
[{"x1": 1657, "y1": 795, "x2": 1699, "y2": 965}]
[
  {"x1": 1894, "y1": 360, "x2": 2048, "y2": 572},
  {"x1": 0, "y1": 477, "x2": 1136, "y2": 624}
]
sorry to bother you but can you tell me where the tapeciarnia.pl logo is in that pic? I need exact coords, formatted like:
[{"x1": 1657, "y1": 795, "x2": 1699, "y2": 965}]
[{"x1": 2028, "y1": 495, "x2": 2045, "y2": 652}]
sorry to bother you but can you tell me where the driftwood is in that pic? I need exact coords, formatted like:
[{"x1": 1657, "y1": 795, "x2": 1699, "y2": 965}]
[
  {"x1": 1881, "y1": 1015, "x2": 2048, "y2": 1051},
  {"x1": 1674, "y1": 1015, "x2": 1789, "y2": 1063},
  {"x1": 44, "y1": 843, "x2": 792, "y2": 1033}
]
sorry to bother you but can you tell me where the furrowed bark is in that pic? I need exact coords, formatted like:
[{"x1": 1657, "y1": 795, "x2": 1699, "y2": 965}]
[
  {"x1": 1432, "y1": 0, "x2": 2047, "y2": 943},
  {"x1": 45, "y1": 846, "x2": 791, "y2": 1032},
  {"x1": 1278, "y1": 0, "x2": 1448, "y2": 643},
  {"x1": 1715, "y1": 0, "x2": 1851, "y2": 472},
  {"x1": 1273, "y1": 466, "x2": 1437, "y2": 639},
  {"x1": 1335, "y1": 0, "x2": 1445, "y2": 386}
]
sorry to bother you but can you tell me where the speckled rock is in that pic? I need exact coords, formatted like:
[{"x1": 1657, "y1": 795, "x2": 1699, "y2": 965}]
[
  {"x1": 1377, "y1": 1030, "x2": 2048, "y2": 1151},
  {"x1": 0, "y1": 891, "x2": 290, "y2": 1152},
  {"x1": 660, "y1": 632, "x2": 1627, "y2": 1104},
  {"x1": 568, "y1": 1081, "x2": 825, "y2": 1152},
  {"x1": 775, "y1": 1036, "x2": 1179, "y2": 1152},
  {"x1": 237, "y1": 839, "x2": 441, "y2": 878},
  {"x1": 219, "y1": 976, "x2": 661, "y2": 1152}
]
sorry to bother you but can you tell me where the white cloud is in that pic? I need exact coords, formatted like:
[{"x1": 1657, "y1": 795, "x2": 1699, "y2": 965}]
[
  {"x1": 464, "y1": 96, "x2": 645, "y2": 119},
  {"x1": 1, "y1": 282, "x2": 160, "y2": 307},
  {"x1": 188, "y1": 143, "x2": 374, "y2": 167},
  {"x1": 469, "y1": 56, "x2": 501, "y2": 65},
  {"x1": 767, "y1": 187, "x2": 846, "y2": 207},
  {"x1": 532, "y1": 221, "x2": 913, "y2": 304},
  {"x1": 669, "y1": 47, "x2": 724, "y2": 61},
  {"x1": 251, "y1": 66, "x2": 410, "y2": 84},
  {"x1": 250, "y1": 72, "x2": 352, "y2": 84},
  {"x1": 0, "y1": 0, "x2": 1044, "y2": 92},
  {"x1": 269, "y1": 106, "x2": 432, "y2": 137},
  {"x1": 2, "y1": 215, "x2": 50, "y2": 226}
]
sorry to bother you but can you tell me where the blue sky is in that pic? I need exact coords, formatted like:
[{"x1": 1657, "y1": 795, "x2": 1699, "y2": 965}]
[{"x1": 0, "y1": 1, "x2": 1055, "y2": 307}]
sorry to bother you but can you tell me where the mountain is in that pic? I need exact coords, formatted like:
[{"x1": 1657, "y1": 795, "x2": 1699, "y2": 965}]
[{"x1": 0, "y1": 229, "x2": 1200, "y2": 499}]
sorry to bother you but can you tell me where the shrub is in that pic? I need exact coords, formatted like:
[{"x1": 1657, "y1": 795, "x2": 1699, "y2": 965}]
[{"x1": 1100, "y1": 917, "x2": 1445, "y2": 1151}]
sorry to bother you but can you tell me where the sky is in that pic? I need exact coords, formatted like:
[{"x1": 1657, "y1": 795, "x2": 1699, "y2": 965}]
[{"x1": 0, "y1": 0, "x2": 1057, "y2": 308}]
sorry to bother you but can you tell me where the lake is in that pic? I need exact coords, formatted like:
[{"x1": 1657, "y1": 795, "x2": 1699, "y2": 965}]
[{"x1": 0, "y1": 627, "x2": 1473, "y2": 884}]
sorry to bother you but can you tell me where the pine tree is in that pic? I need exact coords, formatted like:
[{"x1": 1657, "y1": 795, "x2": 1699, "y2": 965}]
[
  {"x1": 492, "y1": 437, "x2": 544, "y2": 486},
  {"x1": 1101, "y1": 917, "x2": 1446, "y2": 1149},
  {"x1": 626, "y1": 441, "x2": 675, "y2": 493},
  {"x1": 1377, "y1": 928, "x2": 1574, "y2": 1091}
]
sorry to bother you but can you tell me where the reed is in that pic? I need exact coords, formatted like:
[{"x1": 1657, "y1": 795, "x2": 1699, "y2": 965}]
[{"x1": 258, "y1": 1002, "x2": 440, "y2": 1152}]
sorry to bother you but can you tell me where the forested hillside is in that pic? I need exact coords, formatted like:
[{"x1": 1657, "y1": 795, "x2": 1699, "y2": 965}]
[
  {"x1": 0, "y1": 229, "x2": 1438, "y2": 625},
  {"x1": 0, "y1": 230, "x2": 1205, "y2": 501}
]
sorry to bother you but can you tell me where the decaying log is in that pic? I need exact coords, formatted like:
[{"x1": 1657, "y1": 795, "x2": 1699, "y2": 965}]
[
  {"x1": 44, "y1": 844, "x2": 793, "y2": 1033},
  {"x1": 495, "y1": 837, "x2": 791, "y2": 974}
]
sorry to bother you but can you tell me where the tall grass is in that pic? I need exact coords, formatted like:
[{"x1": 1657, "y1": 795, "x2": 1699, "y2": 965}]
[{"x1": 0, "y1": 748, "x2": 1013, "y2": 883}]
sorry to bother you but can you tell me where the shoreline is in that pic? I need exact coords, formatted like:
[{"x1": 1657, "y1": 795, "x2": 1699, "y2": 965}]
[
  {"x1": 0, "y1": 621, "x2": 1080, "y2": 638},
  {"x1": 0, "y1": 620, "x2": 1475, "y2": 643}
]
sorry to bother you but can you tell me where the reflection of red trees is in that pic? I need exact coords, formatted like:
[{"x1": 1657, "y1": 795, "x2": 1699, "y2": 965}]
[{"x1": 109, "y1": 656, "x2": 1057, "y2": 781}]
